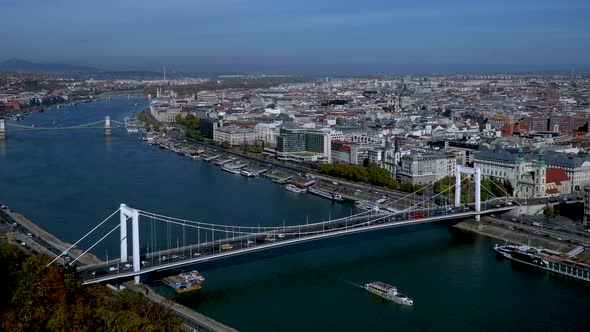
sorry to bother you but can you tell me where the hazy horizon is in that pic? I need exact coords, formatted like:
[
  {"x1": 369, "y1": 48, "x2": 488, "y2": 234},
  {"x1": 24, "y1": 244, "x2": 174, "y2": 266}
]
[
  {"x1": 1, "y1": 58, "x2": 588, "y2": 76},
  {"x1": 1, "y1": 0, "x2": 589, "y2": 75}
]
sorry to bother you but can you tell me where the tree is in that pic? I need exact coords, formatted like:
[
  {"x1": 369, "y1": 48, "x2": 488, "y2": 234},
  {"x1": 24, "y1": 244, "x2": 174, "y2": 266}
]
[
  {"x1": 367, "y1": 163, "x2": 393, "y2": 186},
  {"x1": 250, "y1": 144, "x2": 263, "y2": 153},
  {"x1": 0, "y1": 243, "x2": 183, "y2": 331},
  {"x1": 399, "y1": 182, "x2": 414, "y2": 192},
  {"x1": 543, "y1": 205, "x2": 556, "y2": 217}
]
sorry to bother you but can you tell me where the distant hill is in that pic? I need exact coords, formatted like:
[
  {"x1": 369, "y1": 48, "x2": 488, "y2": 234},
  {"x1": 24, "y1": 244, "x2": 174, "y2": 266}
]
[
  {"x1": 0, "y1": 59, "x2": 99, "y2": 74},
  {"x1": 0, "y1": 59, "x2": 237, "y2": 78}
]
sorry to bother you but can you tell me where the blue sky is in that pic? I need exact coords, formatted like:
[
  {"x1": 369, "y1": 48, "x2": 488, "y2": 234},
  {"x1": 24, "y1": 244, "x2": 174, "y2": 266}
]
[{"x1": 1, "y1": 0, "x2": 589, "y2": 72}]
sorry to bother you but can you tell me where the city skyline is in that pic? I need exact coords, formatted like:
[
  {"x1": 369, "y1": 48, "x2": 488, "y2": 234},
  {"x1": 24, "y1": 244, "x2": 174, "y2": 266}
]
[{"x1": 1, "y1": 0, "x2": 589, "y2": 74}]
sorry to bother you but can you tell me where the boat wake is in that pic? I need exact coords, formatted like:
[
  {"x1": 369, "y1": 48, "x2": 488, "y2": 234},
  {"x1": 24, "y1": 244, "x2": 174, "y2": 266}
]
[{"x1": 338, "y1": 278, "x2": 363, "y2": 289}]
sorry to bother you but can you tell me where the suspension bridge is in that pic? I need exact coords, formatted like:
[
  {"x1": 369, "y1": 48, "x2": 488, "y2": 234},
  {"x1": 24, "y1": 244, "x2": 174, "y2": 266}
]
[
  {"x1": 0, "y1": 116, "x2": 140, "y2": 140},
  {"x1": 43, "y1": 165, "x2": 519, "y2": 285}
]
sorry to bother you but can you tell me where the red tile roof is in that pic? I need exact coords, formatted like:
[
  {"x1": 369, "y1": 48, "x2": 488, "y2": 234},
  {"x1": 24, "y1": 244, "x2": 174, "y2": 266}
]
[
  {"x1": 5, "y1": 100, "x2": 21, "y2": 109},
  {"x1": 546, "y1": 168, "x2": 569, "y2": 184},
  {"x1": 226, "y1": 121, "x2": 259, "y2": 127}
]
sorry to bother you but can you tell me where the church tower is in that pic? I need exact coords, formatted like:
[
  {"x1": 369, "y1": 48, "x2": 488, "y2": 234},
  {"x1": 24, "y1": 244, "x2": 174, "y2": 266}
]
[
  {"x1": 534, "y1": 151, "x2": 546, "y2": 197},
  {"x1": 515, "y1": 147, "x2": 525, "y2": 182}
]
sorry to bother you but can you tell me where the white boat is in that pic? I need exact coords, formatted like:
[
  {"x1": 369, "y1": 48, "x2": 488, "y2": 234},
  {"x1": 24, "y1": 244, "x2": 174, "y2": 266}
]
[
  {"x1": 221, "y1": 165, "x2": 241, "y2": 174},
  {"x1": 285, "y1": 184, "x2": 306, "y2": 193},
  {"x1": 355, "y1": 200, "x2": 380, "y2": 211},
  {"x1": 364, "y1": 281, "x2": 413, "y2": 305},
  {"x1": 308, "y1": 186, "x2": 344, "y2": 201},
  {"x1": 241, "y1": 170, "x2": 256, "y2": 177}
]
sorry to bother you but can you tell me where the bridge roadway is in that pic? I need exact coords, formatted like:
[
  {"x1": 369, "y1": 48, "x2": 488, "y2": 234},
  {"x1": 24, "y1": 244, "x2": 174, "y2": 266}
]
[
  {"x1": 80, "y1": 205, "x2": 515, "y2": 285},
  {"x1": 6, "y1": 126, "x2": 115, "y2": 132}
]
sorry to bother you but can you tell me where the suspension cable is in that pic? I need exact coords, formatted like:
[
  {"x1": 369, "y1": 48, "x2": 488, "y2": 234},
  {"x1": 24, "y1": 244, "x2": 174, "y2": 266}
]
[
  {"x1": 45, "y1": 208, "x2": 120, "y2": 267},
  {"x1": 69, "y1": 223, "x2": 121, "y2": 265}
]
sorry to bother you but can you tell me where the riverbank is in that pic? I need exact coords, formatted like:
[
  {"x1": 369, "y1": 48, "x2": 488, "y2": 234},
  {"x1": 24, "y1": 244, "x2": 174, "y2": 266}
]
[
  {"x1": 2, "y1": 90, "x2": 143, "y2": 122},
  {"x1": 454, "y1": 216, "x2": 590, "y2": 260},
  {"x1": 0, "y1": 205, "x2": 237, "y2": 331},
  {"x1": 0, "y1": 205, "x2": 101, "y2": 265},
  {"x1": 122, "y1": 281, "x2": 239, "y2": 332},
  {"x1": 138, "y1": 113, "x2": 406, "y2": 206}
]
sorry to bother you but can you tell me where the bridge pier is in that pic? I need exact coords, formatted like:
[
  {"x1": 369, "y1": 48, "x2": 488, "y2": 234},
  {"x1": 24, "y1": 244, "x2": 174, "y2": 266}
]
[
  {"x1": 0, "y1": 119, "x2": 6, "y2": 140},
  {"x1": 105, "y1": 116, "x2": 111, "y2": 136},
  {"x1": 455, "y1": 165, "x2": 481, "y2": 221},
  {"x1": 120, "y1": 204, "x2": 141, "y2": 284}
]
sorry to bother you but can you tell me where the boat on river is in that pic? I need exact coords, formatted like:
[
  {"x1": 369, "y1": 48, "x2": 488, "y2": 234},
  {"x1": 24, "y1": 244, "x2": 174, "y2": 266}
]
[
  {"x1": 494, "y1": 243, "x2": 590, "y2": 282},
  {"x1": 364, "y1": 281, "x2": 413, "y2": 305},
  {"x1": 162, "y1": 270, "x2": 205, "y2": 293},
  {"x1": 286, "y1": 184, "x2": 307, "y2": 193},
  {"x1": 308, "y1": 186, "x2": 344, "y2": 201}
]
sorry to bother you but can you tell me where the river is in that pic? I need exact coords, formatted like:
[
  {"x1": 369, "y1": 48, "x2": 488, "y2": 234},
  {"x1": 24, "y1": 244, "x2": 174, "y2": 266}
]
[{"x1": 0, "y1": 96, "x2": 588, "y2": 331}]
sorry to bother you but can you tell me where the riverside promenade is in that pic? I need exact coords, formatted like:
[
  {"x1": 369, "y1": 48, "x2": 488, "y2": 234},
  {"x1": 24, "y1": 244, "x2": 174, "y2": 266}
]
[{"x1": 122, "y1": 281, "x2": 239, "y2": 332}]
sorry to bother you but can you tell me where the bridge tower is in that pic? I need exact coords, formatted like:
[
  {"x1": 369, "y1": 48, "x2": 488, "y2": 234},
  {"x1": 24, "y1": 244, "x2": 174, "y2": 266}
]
[
  {"x1": 454, "y1": 164, "x2": 481, "y2": 221},
  {"x1": 120, "y1": 204, "x2": 141, "y2": 284},
  {"x1": 0, "y1": 119, "x2": 6, "y2": 140},
  {"x1": 105, "y1": 116, "x2": 111, "y2": 136}
]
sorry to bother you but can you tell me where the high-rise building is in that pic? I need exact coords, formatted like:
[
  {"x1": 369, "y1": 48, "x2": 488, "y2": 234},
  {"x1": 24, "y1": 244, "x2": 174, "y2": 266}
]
[
  {"x1": 276, "y1": 128, "x2": 306, "y2": 153},
  {"x1": 274, "y1": 128, "x2": 332, "y2": 162}
]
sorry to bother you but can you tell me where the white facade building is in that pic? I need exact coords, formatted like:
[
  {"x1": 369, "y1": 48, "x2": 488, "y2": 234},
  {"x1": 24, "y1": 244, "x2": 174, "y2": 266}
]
[{"x1": 214, "y1": 127, "x2": 257, "y2": 146}]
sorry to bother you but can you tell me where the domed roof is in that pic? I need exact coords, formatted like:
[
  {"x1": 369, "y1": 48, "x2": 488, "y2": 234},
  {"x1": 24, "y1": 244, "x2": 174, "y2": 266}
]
[{"x1": 399, "y1": 83, "x2": 412, "y2": 97}]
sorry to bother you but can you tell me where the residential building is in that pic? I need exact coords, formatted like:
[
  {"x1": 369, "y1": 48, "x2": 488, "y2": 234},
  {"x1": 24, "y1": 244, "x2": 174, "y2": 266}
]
[
  {"x1": 398, "y1": 149, "x2": 456, "y2": 185},
  {"x1": 213, "y1": 127, "x2": 256, "y2": 146}
]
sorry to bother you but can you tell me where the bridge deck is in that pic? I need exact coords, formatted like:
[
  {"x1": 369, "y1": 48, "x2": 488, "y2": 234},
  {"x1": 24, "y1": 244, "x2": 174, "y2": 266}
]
[{"x1": 81, "y1": 206, "x2": 514, "y2": 285}]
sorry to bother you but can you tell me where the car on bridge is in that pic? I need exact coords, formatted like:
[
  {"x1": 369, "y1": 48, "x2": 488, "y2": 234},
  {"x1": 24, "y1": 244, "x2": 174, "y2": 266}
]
[
  {"x1": 409, "y1": 213, "x2": 424, "y2": 220},
  {"x1": 433, "y1": 208, "x2": 452, "y2": 216}
]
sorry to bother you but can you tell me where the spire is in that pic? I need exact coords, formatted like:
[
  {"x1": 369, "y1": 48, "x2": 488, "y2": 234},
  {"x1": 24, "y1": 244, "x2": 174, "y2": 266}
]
[
  {"x1": 515, "y1": 147, "x2": 525, "y2": 164},
  {"x1": 536, "y1": 150, "x2": 545, "y2": 167}
]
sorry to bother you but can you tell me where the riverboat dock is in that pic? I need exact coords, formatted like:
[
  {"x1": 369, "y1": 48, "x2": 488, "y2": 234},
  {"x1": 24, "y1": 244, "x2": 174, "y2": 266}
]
[
  {"x1": 266, "y1": 170, "x2": 294, "y2": 183},
  {"x1": 215, "y1": 158, "x2": 234, "y2": 166},
  {"x1": 203, "y1": 154, "x2": 220, "y2": 161},
  {"x1": 240, "y1": 165, "x2": 268, "y2": 177}
]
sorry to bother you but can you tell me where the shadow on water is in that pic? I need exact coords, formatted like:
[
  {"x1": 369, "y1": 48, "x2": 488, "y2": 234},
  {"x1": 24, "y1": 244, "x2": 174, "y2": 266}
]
[
  {"x1": 0, "y1": 140, "x2": 6, "y2": 156},
  {"x1": 146, "y1": 221, "x2": 471, "y2": 300},
  {"x1": 146, "y1": 221, "x2": 461, "y2": 279}
]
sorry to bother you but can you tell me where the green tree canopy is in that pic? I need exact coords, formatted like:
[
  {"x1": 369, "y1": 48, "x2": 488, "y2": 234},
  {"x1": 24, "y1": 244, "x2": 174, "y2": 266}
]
[{"x1": 0, "y1": 243, "x2": 182, "y2": 331}]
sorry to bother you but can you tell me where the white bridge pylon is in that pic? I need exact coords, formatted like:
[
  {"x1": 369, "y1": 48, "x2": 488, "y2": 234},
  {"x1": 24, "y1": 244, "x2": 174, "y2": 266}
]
[
  {"x1": 120, "y1": 204, "x2": 141, "y2": 283},
  {"x1": 455, "y1": 165, "x2": 481, "y2": 221}
]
